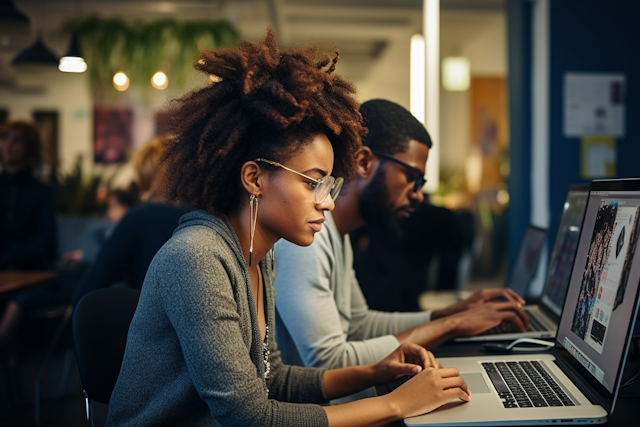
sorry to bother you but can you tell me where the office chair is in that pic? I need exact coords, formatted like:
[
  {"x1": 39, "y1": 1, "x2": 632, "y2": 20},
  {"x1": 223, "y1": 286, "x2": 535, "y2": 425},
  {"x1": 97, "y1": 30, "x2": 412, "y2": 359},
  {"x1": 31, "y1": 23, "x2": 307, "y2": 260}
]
[{"x1": 72, "y1": 287, "x2": 140, "y2": 427}]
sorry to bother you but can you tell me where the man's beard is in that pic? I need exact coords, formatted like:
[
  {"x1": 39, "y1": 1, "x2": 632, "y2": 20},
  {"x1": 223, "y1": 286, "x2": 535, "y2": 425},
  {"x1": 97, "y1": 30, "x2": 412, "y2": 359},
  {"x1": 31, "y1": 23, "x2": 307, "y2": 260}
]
[{"x1": 358, "y1": 166, "x2": 406, "y2": 241}]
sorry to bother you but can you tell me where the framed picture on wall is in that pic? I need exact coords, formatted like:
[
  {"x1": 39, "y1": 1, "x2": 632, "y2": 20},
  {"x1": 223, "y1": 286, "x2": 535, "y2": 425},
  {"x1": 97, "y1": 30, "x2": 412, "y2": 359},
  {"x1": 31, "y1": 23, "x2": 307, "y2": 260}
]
[
  {"x1": 33, "y1": 110, "x2": 59, "y2": 167},
  {"x1": 94, "y1": 107, "x2": 132, "y2": 164}
]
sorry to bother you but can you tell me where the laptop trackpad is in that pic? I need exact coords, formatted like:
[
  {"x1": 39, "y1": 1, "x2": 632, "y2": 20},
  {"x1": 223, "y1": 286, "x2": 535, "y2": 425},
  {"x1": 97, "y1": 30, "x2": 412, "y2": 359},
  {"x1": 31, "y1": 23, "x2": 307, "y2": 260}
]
[{"x1": 461, "y1": 373, "x2": 491, "y2": 394}]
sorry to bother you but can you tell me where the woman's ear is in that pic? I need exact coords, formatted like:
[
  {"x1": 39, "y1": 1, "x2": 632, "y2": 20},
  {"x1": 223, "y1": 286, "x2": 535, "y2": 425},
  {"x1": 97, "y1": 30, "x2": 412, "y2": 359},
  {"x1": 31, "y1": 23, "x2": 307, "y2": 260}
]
[
  {"x1": 355, "y1": 146, "x2": 377, "y2": 179},
  {"x1": 240, "y1": 161, "x2": 263, "y2": 196}
]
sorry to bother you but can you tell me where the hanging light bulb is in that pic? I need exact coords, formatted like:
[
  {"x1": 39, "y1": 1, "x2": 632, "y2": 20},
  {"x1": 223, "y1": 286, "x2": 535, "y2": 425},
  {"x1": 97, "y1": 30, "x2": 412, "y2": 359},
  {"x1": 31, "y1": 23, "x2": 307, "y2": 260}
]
[
  {"x1": 151, "y1": 71, "x2": 168, "y2": 90},
  {"x1": 58, "y1": 32, "x2": 87, "y2": 73},
  {"x1": 113, "y1": 72, "x2": 129, "y2": 91}
]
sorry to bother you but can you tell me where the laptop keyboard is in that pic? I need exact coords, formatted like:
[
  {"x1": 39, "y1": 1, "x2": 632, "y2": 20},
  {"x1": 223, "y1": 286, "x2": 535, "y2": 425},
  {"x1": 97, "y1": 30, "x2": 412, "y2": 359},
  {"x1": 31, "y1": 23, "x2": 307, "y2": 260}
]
[
  {"x1": 483, "y1": 309, "x2": 546, "y2": 335},
  {"x1": 482, "y1": 361, "x2": 576, "y2": 408}
]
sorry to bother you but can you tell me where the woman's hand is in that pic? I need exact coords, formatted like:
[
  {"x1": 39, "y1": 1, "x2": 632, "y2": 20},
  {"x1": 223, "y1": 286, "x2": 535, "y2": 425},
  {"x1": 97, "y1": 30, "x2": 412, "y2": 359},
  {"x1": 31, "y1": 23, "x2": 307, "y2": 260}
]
[
  {"x1": 387, "y1": 367, "x2": 471, "y2": 418},
  {"x1": 371, "y1": 342, "x2": 441, "y2": 385}
]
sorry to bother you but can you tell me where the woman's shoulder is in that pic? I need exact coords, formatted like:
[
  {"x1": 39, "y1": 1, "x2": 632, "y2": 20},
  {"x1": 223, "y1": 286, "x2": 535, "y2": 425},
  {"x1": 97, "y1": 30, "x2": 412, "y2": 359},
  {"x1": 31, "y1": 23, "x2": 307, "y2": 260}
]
[
  {"x1": 161, "y1": 222, "x2": 232, "y2": 261},
  {"x1": 145, "y1": 219, "x2": 245, "y2": 296}
]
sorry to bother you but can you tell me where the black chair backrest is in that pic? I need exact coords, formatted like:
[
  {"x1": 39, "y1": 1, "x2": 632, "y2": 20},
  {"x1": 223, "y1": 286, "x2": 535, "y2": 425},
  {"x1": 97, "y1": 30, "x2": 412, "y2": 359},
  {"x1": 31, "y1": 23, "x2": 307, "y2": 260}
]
[{"x1": 72, "y1": 287, "x2": 140, "y2": 404}]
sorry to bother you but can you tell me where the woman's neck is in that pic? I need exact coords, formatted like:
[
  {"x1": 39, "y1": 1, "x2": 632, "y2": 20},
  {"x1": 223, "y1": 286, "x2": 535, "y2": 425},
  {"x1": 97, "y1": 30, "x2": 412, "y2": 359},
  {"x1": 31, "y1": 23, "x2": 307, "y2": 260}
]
[{"x1": 227, "y1": 202, "x2": 275, "y2": 269}]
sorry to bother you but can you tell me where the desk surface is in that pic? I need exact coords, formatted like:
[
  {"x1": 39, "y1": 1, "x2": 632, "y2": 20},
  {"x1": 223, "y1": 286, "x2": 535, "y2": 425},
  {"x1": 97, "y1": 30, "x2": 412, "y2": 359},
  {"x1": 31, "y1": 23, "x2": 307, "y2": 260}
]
[
  {"x1": 0, "y1": 271, "x2": 58, "y2": 298},
  {"x1": 376, "y1": 341, "x2": 640, "y2": 427}
]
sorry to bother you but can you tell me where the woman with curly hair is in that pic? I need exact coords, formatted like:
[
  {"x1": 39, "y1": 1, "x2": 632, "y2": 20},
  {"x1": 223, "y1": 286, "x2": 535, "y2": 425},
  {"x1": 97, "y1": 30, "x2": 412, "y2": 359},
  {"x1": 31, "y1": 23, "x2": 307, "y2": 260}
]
[{"x1": 106, "y1": 29, "x2": 469, "y2": 427}]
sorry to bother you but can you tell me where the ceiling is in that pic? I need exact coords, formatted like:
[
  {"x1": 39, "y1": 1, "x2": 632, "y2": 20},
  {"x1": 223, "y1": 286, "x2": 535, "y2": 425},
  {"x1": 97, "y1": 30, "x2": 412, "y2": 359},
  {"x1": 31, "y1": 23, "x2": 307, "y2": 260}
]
[{"x1": 2, "y1": 0, "x2": 504, "y2": 84}]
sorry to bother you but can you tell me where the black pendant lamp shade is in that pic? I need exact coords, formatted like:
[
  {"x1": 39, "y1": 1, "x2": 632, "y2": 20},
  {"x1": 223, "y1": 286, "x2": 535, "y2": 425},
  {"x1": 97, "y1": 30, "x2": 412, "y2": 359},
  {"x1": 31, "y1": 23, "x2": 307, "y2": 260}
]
[
  {"x1": 1, "y1": 0, "x2": 31, "y2": 40},
  {"x1": 11, "y1": 36, "x2": 59, "y2": 66},
  {"x1": 0, "y1": 0, "x2": 30, "y2": 25},
  {"x1": 64, "y1": 32, "x2": 82, "y2": 57}
]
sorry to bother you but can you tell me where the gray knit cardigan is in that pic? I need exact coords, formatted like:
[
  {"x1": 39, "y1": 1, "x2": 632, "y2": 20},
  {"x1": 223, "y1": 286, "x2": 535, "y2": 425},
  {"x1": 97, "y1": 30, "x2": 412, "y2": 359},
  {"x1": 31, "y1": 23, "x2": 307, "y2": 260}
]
[{"x1": 106, "y1": 210, "x2": 330, "y2": 426}]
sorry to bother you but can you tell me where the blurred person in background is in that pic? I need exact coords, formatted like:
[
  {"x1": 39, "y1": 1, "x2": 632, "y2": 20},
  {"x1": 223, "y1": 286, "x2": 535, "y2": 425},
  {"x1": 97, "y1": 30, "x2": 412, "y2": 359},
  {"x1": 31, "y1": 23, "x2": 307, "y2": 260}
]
[
  {"x1": 0, "y1": 120, "x2": 56, "y2": 272},
  {"x1": 0, "y1": 120, "x2": 57, "y2": 349},
  {"x1": 71, "y1": 136, "x2": 189, "y2": 305},
  {"x1": 60, "y1": 185, "x2": 140, "y2": 267}
]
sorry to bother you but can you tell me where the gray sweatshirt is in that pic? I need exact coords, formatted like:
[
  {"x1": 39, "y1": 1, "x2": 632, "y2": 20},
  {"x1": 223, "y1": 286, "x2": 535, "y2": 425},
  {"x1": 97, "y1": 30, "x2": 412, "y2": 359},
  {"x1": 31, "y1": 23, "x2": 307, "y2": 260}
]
[{"x1": 106, "y1": 210, "x2": 329, "y2": 427}]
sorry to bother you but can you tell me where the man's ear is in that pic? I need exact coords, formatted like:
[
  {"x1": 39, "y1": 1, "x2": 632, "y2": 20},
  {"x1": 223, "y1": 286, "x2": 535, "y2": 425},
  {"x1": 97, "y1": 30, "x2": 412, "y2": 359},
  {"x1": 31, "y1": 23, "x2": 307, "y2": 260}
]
[
  {"x1": 355, "y1": 146, "x2": 377, "y2": 179},
  {"x1": 240, "y1": 161, "x2": 263, "y2": 196}
]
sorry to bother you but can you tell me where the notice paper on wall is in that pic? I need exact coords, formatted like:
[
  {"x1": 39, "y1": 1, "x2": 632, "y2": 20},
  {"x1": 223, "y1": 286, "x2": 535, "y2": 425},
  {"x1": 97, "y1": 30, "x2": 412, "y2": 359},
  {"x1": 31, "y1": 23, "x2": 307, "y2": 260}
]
[
  {"x1": 581, "y1": 136, "x2": 616, "y2": 178},
  {"x1": 564, "y1": 72, "x2": 625, "y2": 138}
]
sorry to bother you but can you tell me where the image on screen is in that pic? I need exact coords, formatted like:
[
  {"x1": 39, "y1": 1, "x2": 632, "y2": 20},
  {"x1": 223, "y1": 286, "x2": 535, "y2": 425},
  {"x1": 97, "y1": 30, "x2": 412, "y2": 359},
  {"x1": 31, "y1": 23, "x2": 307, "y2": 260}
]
[{"x1": 570, "y1": 201, "x2": 639, "y2": 354}]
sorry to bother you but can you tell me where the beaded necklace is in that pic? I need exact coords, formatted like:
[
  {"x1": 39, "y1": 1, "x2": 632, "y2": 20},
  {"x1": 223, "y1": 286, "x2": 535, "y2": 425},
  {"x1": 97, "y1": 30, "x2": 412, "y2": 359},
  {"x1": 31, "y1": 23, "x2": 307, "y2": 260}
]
[{"x1": 257, "y1": 266, "x2": 270, "y2": 394}]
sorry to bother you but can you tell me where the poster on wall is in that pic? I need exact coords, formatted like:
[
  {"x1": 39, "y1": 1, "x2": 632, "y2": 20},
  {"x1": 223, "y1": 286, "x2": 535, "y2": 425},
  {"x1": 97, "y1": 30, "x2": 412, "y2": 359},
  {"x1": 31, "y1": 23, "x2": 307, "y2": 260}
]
[
  {"x1": 94, "y1": 107, "x2": 132, "y2": 164},
  {"x1": 564, "y1": 72, "x2": 625, "y2": 137}
]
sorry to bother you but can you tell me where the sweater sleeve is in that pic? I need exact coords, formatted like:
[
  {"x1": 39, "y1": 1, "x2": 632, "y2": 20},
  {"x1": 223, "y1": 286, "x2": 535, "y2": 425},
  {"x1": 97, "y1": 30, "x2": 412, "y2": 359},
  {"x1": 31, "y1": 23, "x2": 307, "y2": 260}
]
[
  {"x1": 266, "y1": 341, "x2": 328, "y2": 404},
  {"x1": 159, "y1": 233, "x2": 328, "y2": 427},
  {"x1": 274, "y1": 229, "x2": 431, "y2": 370}
]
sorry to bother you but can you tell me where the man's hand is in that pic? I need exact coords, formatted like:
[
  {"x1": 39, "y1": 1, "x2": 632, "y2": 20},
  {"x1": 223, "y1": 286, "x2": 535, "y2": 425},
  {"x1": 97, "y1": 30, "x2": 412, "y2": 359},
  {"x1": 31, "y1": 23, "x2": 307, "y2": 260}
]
[
  {"x1": 395, "y1": 299, "x2": 530, "y2": 348},
  {"x1": 431, "y1": 288, "x2": 526, "y2": 320},
  {"x1": 449, "y1": 301, "x2": 530, "y2": 336}
]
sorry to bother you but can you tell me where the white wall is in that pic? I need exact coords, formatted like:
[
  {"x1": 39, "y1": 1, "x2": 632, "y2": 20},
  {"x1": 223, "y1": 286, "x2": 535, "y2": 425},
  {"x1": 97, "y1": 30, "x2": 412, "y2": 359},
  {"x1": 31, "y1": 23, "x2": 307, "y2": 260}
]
[
  {"x1": 0, "y1": 67, "x2": 93, "y2": 173},
  {"x1": 356, "y1": 36, "x2": 411, "y2": 109}
]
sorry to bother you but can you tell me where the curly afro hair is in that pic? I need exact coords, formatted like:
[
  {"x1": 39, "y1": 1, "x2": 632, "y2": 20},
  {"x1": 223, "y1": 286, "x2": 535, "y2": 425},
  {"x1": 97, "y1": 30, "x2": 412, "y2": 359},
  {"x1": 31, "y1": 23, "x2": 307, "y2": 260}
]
[
  {"x1": 160, "y1": 28, "x2": 365, "y2": 215},
  {"x1": 359, "y1": 99, "x2": 432, "y2": 155}
]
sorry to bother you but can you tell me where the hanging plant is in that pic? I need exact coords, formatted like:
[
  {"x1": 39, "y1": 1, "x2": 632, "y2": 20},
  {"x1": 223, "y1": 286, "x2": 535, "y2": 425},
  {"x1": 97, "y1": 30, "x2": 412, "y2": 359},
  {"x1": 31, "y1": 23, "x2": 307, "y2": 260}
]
[{"x1": 61, "y1": 17, "x2": 240, "y2": 99}]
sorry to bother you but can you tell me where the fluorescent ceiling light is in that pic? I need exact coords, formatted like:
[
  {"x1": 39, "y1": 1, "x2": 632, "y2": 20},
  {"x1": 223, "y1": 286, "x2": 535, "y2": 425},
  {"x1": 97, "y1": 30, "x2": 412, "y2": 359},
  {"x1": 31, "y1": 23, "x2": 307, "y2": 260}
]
[{"x1": 442, "y1": 56, "x2": 470, "y2": 91}]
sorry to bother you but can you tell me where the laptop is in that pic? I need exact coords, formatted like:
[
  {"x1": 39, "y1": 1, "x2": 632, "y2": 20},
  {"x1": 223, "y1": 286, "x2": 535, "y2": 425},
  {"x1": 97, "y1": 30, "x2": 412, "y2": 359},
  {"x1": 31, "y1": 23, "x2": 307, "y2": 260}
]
[
  {"x1": 455, "y1": 225, "x2": 547, "y2": 303},
  {"x1": 456, "y1": 185, "x2": 589, "y2": 342},
  {"x1": 405, "y1": 178, "x2": 640, "y2": 426}
]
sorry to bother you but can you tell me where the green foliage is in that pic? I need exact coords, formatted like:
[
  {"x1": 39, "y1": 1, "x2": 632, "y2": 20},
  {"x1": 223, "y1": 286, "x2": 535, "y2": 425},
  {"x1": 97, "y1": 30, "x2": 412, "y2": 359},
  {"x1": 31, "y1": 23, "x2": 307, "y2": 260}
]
[
  {"x1": 61, "y1": 17, "x2": 240, "y2": 99},
  {"x1": 46, "y1": 160, "x2": 116, "y2": 217}
]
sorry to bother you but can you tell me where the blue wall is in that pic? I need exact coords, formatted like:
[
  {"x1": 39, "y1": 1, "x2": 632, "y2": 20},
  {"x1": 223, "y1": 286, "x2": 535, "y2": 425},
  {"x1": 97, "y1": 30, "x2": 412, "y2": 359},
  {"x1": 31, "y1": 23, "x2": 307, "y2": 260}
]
[
  {"x1": 547, "y1": 0, "x2": 640, "y2": 247},
  {"x1": 507, "y1": 0, "x2": 640, "y2": 272}
]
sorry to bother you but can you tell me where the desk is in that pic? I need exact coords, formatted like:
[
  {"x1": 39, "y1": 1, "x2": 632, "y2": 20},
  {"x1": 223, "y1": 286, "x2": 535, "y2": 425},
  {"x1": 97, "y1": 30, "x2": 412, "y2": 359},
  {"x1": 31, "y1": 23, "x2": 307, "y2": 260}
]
[
  {"x1": 376, "y1": 341, "x2": 640, "y2": 426},
  {"x1": 0, "y1": 271, "x2": 58, "y2": 299}
]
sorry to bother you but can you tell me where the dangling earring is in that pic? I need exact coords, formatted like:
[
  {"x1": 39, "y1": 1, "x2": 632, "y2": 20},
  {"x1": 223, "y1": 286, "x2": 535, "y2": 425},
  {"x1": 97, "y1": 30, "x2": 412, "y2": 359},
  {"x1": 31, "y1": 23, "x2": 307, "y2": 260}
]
[
  {"x1": 249, "y1": 194, "x2": 258, "y2": 267},
  {"x1": 271, "y1": 247, "x2": 275, "y2": 271}
]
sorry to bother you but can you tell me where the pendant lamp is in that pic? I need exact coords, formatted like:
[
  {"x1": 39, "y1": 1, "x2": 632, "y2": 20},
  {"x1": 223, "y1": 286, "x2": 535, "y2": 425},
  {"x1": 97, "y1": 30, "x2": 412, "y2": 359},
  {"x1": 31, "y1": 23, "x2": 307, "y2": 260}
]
[
  {"x1": 59, "y1": 32, "x2": 87, "y2": 73},
  {"x1": 11, "y1": 35, "x2": 59, "y2": 66}
]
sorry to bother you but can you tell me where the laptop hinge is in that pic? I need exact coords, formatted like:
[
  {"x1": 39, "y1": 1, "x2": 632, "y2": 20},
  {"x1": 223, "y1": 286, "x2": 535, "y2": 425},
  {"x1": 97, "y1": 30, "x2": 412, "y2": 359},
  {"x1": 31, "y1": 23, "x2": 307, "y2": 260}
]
[{"x1": 553, "y1": 352, "x2": 610, "y2": 411}]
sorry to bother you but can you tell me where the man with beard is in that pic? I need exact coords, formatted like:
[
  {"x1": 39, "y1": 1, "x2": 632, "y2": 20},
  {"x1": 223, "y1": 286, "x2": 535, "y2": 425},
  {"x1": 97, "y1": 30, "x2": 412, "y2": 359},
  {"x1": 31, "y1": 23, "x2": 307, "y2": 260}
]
[{"x1": 273, "y1": 99, "x2": 529, "y2": 379}]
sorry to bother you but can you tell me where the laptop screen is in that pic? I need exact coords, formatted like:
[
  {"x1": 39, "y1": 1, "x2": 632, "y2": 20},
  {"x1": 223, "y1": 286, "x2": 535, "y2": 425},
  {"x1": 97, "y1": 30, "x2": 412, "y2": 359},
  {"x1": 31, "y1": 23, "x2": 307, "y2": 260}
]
[
  {"x1": 556, "y1": 180, "x2": 640, "y2": 399},
  {"x1": 505, "y1": 226, "x2": 547, "y2": 299},
  {"x1": 540, "y1": 186, "x2": 590, "y2": 316}
]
